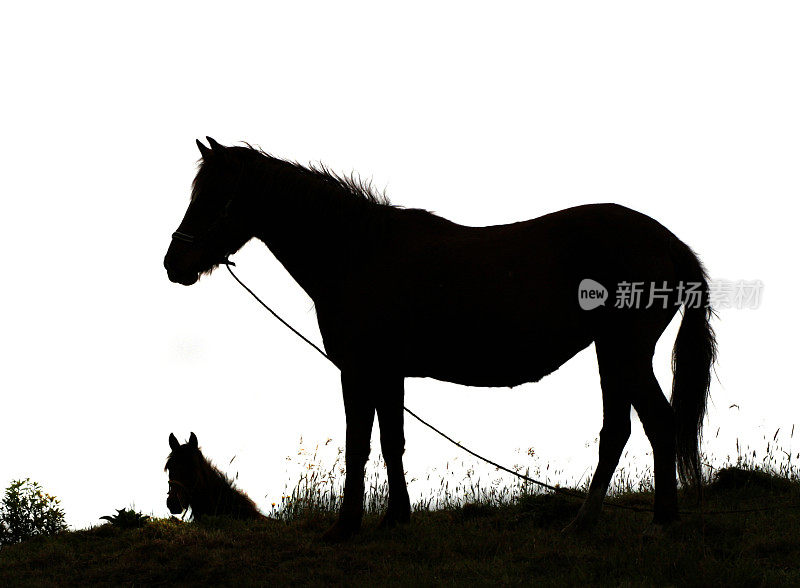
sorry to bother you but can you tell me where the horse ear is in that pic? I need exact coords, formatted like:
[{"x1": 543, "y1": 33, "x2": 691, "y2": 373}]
[
  {"x1": 196, "y1": 139, "x2": 211, "y2": 158},
  {"x1": 206, "y1": 137, "x2": 224, "y2": 152},
  {"x1": 169, "y1": 433, "x2": 180, "y2": 451},
  {"x1": 189, "y1": 432, "x2": 198, "y2": 448}
]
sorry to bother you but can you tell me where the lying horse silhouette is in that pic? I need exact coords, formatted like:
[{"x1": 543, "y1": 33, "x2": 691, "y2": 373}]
[
  {"x1": 164, "y1": 138, "x2": 716, "y2": 540},
  {"x1": 166, "y1": 432, "x2": 264, "y2": 520}
]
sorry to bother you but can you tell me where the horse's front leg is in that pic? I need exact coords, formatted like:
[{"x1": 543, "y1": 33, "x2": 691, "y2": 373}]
[
  {"x1": 376, "y1": 376, "x2": 411, "y2": 528},
  {"x1": 322, "y1": 371, "x2": 375, "y2": 542}
]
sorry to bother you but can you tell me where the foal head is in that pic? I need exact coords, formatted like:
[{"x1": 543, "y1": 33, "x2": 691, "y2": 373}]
[
  {"x1": 164, "y1": 137, "x2": 260, "y2": 286},
  {"x1": 165, "y1": 432, "x2": 264, "y2": 520},
  {"x1": 165, "y1": 432, "x2": 204, "y2": 515}
]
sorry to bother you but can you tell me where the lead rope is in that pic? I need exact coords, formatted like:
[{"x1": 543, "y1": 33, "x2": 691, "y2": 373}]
[
  {"x1": 223, "y1": 261, "x2": 800, "y2": 517},
  {"x1": 222, "y1": 262, "x2": 652, "y2": 513}
]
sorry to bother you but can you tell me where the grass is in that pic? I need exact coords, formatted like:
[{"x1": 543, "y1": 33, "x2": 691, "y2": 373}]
[{"x1": 2, "y1": 446, "x2": 800, "y2": 586}]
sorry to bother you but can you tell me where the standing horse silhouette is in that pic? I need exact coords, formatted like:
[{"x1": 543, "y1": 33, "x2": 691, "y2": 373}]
[
  {"x1": 166, "y1": 432, "x2": 264, "y2": 520},
  {"x1": 164, "y1": 138, "x2": 716, "y2": 540}
]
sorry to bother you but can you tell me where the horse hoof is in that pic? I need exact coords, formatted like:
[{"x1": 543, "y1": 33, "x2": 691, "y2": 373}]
[
  {"x1": 321, "y1": 521, "x2": 359, "y2": 543},
  {"x1": 642, "y1": 523, "x2": 666, "y2": 540},
  {"x1": 378, "y1": 510, "x2": 411, "y2": 530},
  {"x1": 643, "y1": 520, "x2": 677, "y2": 540},
  {"x1": 561, "y1": 515, "x2": 596, "y2": 536}
]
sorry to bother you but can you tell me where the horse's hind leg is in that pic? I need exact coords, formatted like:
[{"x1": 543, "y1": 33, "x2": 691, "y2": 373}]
[
  {"x1": 631, "y1": 370, "x2": 678, "y2": 525},
  {"x1": 565, "y1": 334, "x2": 680, "y2": 533},
  {"x1": 375, "y1": 377, "x2": 411, "y2": 528},
  {"x1": 564, "y1": 340, "x2": 632, "y2": 532}
]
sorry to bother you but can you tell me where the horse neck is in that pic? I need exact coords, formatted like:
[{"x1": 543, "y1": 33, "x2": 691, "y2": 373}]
[
  {"x1": 192, "y1": 458, "x2": 255, "y2": 517},
  {"x1": 190, "y1": 457, "x2": 230, "y2": 514},
  {"x1": 250, "y1": 175, "x2": 387, "y2": 302}
]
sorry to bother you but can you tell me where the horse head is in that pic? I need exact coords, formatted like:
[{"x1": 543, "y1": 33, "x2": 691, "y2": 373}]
[
  {"x1": 164, "y1": 138, "x2": 255, "y2": 285},
  {"x1": 165, "y1": 432, "x2": 201, "y2": 515}
]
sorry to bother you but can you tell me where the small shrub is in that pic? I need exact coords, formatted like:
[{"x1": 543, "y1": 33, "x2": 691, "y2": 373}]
[
  {"x1": 0, "y1": 478, "x2": 67, "y2": 544},
  {"x1": 100, "y1": 508, "x2": 150, "y2": 529}
]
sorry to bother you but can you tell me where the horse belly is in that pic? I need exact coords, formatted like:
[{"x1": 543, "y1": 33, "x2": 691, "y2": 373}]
[{"x1": 405, "y1": 324, "x2": 593, "y2": 388}]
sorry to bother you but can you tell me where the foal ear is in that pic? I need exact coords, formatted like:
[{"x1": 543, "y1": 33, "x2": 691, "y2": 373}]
[
  {"x1": 169, "y1": 433, "x2": 180, "y2": 451},
  {"x1": 196, "y1": 139, "x2": 212, "y2": 158},
  {"x1": 206, "y1": 137, "x2": 224, "y2": 152},
  {"x1": 189, "y1": 432, "x2": 199, "y2": 448}
]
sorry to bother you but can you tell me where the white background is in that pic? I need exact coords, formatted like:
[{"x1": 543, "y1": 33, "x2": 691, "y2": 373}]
[{"x1": 1, "y1": 2, "x2": 798, "y2": 529}]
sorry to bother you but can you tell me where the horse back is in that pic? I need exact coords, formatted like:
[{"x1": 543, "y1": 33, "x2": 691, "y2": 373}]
[{"x1": 319, "y1": 203, "x2": 681, "y2": 386}]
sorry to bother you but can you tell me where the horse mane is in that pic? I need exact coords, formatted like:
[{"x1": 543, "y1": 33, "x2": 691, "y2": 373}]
[
  {"x1": 194, "y1": 142, "x2": 393, "y2": 209},
  {"x1": 287, "y1": 159, "x2": 391, "y2": 207}
]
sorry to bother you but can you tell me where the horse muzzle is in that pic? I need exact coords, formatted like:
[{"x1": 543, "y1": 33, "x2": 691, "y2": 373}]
[
  {"x1": 167, "y1": 494, "x2": 184, "y2": 514},
  {"x1": 164, "y1": 252, "x2": 200, "y2": 285}
]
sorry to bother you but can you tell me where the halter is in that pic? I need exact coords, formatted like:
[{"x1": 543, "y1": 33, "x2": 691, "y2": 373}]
[
  {"x1": 168, "y1": 478, "x2": 189, "y2": 491},
  {"x1": 170, "y1": 230, "x2": 236, "y2": 266},
  {"x1": 167, "y1": 478, "x2": 192, "y2": 520},
  {"x1": 171, "y1": 231, "x2": 195, "y2": 244}
]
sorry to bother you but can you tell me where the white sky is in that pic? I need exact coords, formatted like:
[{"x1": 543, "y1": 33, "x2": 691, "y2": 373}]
[{"x1": 1, "y1": 2, "x2": 798, "y2": 530}]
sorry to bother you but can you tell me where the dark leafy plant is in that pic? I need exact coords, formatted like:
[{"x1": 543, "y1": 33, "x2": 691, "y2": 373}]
[
  {"x1": 100, "y1": 508, "x2": 150, "y2": 529},
  {"x1": 0, "y1": 478, "x2": 67, "y2": 544}
]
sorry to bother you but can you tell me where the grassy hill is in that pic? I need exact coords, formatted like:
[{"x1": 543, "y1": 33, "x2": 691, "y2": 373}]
[{"x1": 1, "y1": 467, "x2": 799, "y2": 586}]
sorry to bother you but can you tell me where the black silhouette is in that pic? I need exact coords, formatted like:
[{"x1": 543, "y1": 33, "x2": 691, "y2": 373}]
[
  {"x1": 165, "y1": 432, "x2": 264, "y2": 520},
  {"x1": 164, "y1": 138, "x2": 717, "y2": 540}
]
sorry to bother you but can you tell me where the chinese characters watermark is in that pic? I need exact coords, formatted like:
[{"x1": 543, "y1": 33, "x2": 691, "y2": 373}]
[{"x1": 578, "y1": 279, "x2": 763, "y2": 311}]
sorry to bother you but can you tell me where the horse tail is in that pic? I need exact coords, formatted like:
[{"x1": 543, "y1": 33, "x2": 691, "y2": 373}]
[{"x1": 670, "y1": 239, "x2": 717, "y2": 489}]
